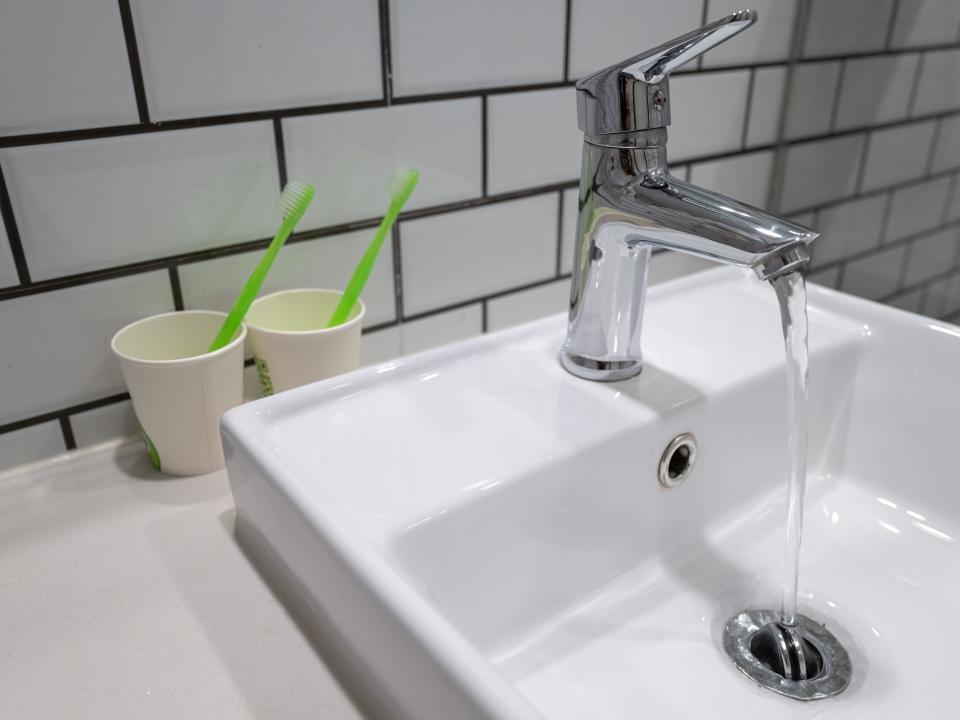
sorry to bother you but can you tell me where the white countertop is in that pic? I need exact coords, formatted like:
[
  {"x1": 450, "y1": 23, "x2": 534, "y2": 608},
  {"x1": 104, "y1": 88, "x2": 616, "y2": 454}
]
[{"x1": 0, "y1": 440, "x2": 364, "y2": 720}]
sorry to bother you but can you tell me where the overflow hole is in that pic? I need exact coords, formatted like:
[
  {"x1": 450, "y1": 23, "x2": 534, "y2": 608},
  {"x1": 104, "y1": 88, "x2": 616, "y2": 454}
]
[{"x1": 659, "y1": 433, "x2": 697, "y2": 488}]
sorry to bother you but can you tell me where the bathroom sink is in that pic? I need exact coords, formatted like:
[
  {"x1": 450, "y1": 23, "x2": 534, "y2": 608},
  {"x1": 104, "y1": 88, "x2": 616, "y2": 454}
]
[{"x1": 223, "y1": 267, "x2": 960, "y2": 719}]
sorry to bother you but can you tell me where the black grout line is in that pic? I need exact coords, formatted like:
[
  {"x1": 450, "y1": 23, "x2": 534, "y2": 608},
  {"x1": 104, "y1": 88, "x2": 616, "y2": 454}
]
[
  {"x1": 59, "y1": 416, "x2": 77, "y2": 451},
  {"x1": 740, "y1": 69, "x2": 756, "y2": 150},
  {"x1": 885, "y1": 0, "x2": 902, "y2": 50},
  {"x1": 562, "y1": 0, "x2": 572, "y2": 82},
  {"x1": 853, "y1": 130, "x2": 872, "y2": 194},
  {"x1": 377, "y1": 0, "x2": 394, "y2": 105},
  {"x1": 0, "y1": 162, "x2": 31, "y2": 285},
  {"x1": 272, "y1": 118, "x2": 288, "y2": 189},
  {"x1": 942, "y1": 173, "x2": 960, "y2": 225},
  {"x1": 481, "y1": 96, "x2": 489, "y2": 197},
  {"x1": 905, "y1": 52, "x2": 926, "y2": 117},
  {"x1": 555, "y1": 190, "x2": 565, "y2": 277},
  {"x1": 481, "y1": 301, "x2": 489, "y2": 333},
  {"x1": 924, "y1": 117, "x2": 942, "y2": 176},
  {"x1": 0, "y1": 392, "x2": 130, "y2": 436},
  {"x1": 168, "y1": 265, "x2": 184, "y2": 310},
  {"x1": 878, "y1": 190, "x2": 896, "y2": 245},
  {"x1": 390, "y1": 223, "x2": 404, "y2": 321},
  {"x1": 697, "y1": 0, "x2": 709, "y2": 70},
  {"x1": 827, "y1": 60, "x2": 846, "y2": 132},
  {"x1": 116, "y1": 0, "x2": 150, "y2": 123}
]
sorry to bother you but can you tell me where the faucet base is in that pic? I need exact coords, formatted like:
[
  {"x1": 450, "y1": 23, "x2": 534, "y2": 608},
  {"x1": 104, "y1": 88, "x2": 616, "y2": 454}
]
[{"x1": 559, "y1": 351, "x2": 643, "y2": 382}]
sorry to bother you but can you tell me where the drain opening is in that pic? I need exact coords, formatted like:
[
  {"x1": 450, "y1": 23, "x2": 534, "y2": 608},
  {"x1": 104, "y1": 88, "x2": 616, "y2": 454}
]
[
  {"x1": 659, "y1": 433, "x2": 697, "y2": 488},
  {"x1": 749, "y1": 622, "x2": 824, "y2": 681}
]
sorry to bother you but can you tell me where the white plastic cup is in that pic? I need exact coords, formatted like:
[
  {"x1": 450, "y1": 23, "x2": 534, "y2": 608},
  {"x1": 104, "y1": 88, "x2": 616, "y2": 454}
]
[
  {"x1": 110, "y1": 310, "x2": 246, "y2": 476},
  {"x1": 245, "y1": 288, "x2": 365, "y2": 395}
]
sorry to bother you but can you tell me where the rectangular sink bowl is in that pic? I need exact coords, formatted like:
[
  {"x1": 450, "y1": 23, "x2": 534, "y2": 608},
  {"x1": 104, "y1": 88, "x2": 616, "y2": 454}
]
[{"x1": 223, "y1": 267, "x2": 960, "y2": 719}]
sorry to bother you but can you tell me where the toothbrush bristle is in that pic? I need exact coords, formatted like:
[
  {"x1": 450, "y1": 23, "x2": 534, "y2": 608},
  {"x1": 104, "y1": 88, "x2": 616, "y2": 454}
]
[
  {"x1": 278, "y1": 181, "x2": 315, "y2": 219},
  {"x1": 390, "y1": 168, "x2": 420, "y2": 207}
]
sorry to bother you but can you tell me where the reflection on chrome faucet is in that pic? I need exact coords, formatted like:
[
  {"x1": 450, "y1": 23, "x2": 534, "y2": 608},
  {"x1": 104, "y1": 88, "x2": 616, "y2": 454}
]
[{"x1": 562, "y1": 10, "x2": 819, "y2": 382}]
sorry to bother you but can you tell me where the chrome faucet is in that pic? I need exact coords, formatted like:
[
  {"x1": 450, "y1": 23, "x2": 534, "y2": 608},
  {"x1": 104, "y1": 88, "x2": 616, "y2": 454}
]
[{"x1": 561, "y1": 10, "x2": 818, "y2": 382}]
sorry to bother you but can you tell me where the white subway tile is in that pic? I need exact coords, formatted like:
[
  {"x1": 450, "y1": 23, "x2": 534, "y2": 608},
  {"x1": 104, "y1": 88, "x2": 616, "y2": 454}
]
[
  {"x1": 131, "y1": 0, "x2": 382, "y2": 120},
  {"x1": 803, "y1": 0, "x2": 896, "y2": 57},
  {"x1": 0, "y1": 422, "x2": 66, "y2": 474},
  {"x1": 568, "y1": 0, "x2": 701, "y2": 80},
  {"x1": 0, "y1": 271, "x2": 174, "y2": 425},
  {"x1": 689, "y1": 151, "x2": 774, "y2": 209},
  {"x1": 647, "y1": 251, "x2": 715, "y2": 284},
  {"x1": 179, "y1": 231, "x2": 396, "y2": 326},
  {"x1": 360, "y1": 327, "x2": 402, "y2": 367},
  {"x1": 560, "y1": 188, "x2": 579, "y2": 276},
  {"x1": 921, "y1": 275, "x2": 955, "y2": 316},
  {"x1": 746, "y1": 67, "x2": 787, "y2": 148},
  {"x1": 842, "y1": 245, "x2": 907, "y2": 300},
  {"x1": 781, "y1": 135, "x2": 866, "y2": 212},
  {"x1": 861, "y1": 121, "x2": 937, "y2": 192},
  {"x1": 806, "y1": 266, "x2": 841, "y2": 289},
  {"x1": 399, "y1": 305, "x2": 483, "y2": 355},
  {"x1": 913, "y1": 49, "x2": 960, "y2": 116},
  {"x1": 903, "y1": 228, "x2": 960, "y2": 285},
  {"x1": 888, "y1": 286, "x2": 926, "y2": 313},
  {"x1": 811, "y1": 195, "x2": 885, "y2": 265},
  {"x1": 283, "y1": 100, "x2": 482, "y2": 230},
  {"x1": 931, "y1": 115, "x2": 960, "y2": 173},
  {"x1": 401, "y1": 195, "x2": 557, "y2": 315},
  {"x1": 1, "y1": 123, "x2": 279, "y2": 280},
  {"x1": 0, "y1": 223, "x2": 18, "y2": 288},
  {"x1": 487, "y1": 280, "x2": 569, "y2": 332},
  {"x1": 71, "y1": 400, "x2": 139, "y2": 448},
  {"x1": 0, "y1": 0, "x2": 138, "y2": 136},
  {"x1": 947, "y1": 177, "x2": 960, "y2": 221},
  {"x1": 835, "y1": 54, "x2": 920, "y2": 130},
  {"x1": 891, "y1": 0, "x2": 960, "y2": 48},
  {"x1": 885, "y1": 177, "x2": 952, "y2": 243},
  {"x1": 702, "y1": 0, "x2": 798, "y2": 67},
  {"x1": 669, "y1": 71, "x2": 751, "y2": 162},
  {"x1": 784, "y1": 62, "x2": 841, "y2": 139},
  {"x1": 390, "y1": 0, "x2": 564, "y2": 95},
  {"x1": 487, "y1": 88, "x2": 581, "y2": 194}
]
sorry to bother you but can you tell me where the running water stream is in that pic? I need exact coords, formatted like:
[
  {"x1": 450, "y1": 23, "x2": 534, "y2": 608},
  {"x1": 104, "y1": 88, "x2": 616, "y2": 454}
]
[{"x1": 770, "y1": 271, "x2": 810, "y2": 627}]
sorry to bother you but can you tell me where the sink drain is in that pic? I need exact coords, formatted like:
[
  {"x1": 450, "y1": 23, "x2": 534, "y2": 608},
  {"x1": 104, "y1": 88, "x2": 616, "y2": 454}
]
[{"x1": 722, "y1": 610, "x2": 851, "y2": 700}]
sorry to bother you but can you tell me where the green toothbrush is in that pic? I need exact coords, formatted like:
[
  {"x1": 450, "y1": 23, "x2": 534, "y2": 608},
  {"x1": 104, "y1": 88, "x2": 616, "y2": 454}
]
[
  {"x1": 327, "y1": 169, "x2": 419, "y2": 327},
  {"x1": 207, "y1": 181, "x2": 316, "y2": 352}
]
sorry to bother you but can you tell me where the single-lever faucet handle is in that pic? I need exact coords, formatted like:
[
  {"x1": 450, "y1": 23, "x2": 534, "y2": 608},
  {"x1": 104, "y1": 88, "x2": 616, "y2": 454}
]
[{"x1": 576, "y1": 10, "x2": 758, "y2": 136}]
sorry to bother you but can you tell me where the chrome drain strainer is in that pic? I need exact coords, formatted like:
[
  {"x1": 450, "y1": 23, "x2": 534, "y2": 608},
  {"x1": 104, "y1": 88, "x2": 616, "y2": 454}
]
[{"x1": 722, "y1": 610, "x2": 851, "y2": 700}]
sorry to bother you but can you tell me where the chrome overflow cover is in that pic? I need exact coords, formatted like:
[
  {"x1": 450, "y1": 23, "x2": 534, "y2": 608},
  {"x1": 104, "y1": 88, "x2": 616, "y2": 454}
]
[
  {"x1": 722, "y1": 610, "x2": 852, "y2": 700},
  {"x1": 658, "y1": 433, "x2": 697, "y2": 488}
]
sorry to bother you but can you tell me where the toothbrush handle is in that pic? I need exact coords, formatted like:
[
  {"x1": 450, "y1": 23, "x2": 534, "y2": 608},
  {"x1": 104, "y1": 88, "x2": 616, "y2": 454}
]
[
  {"x1": 327, "y1": 204, "x2": 398, "y2": 327},
  {"x1": 208, "y1": 216, "x2": 296, "y2": 352}
]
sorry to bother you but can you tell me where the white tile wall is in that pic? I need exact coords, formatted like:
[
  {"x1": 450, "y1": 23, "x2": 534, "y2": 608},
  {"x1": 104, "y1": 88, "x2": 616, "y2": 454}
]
[
  {"x1": 283, "y1": 100, "x2": 482, "y2": 230},
  {"x1": 669, "y1": 71, "x2": 751, "y2": 161},
  {"x1": 487, "y1": 280, "x2": 569, "y2": 332},
  {"x1": 647, "y1": 251, "x2": 716, "y2": 284},
  {"x1": 359, "y1": 327, "x2": 403, "y2": 367},
  {"x1": 903, "y1": 228, "x2": 960, "y2": 285},
  {"x1": 398, "y1": 305, "x2": 484, "y2": 354},
  {"x1": 889, "y1": 286, "x2": 926, "y2": 313},
  {"x1": 931, "y1": 114, "x2": 960, "y2": 173},
  {"x1": 487, "y1": 88, "x2": 581, "y2": 194},
  {"x1": 923, "y1": 272, "x2": 960, "y2": 316},
  {"x1": 178, "y1": 231, "x2": 396, "y2": 326},
  {"x1": 842, "y1": 245, "x2": 907, "y2": 299},
  {"x1": 806, "y1": 265, "x2": 841, "y2": 289},
  {"x1": 689, "y1": 151, "x2": 775, "y2": 208},
  {"x1": 0, "y1": 271, "x2": 173, "y2": 425},
  {"x1": 781, "y1": 134, "x2": 866, "y2": 212},
  {"x1": 885, "y1": 177, "x2": 953, "y2": 242},
  {"x1": 803, "y1": 0, "x2": 897, "y2": 57},
  {"x1": 948, "y1": 177, "x2": 960, "y2": 221},
  {"x1": 835, "y1": 54, "x2": 920, "y2": 130},
  {"x1": 568, "y1": 0, "x2": 701, "y2": 80},
  {"x1": 131, "y1": 0, "x2": 382, "y2": 120},
  {"x1": 0, "y1": 0, "x2": 138, "y2": 136},
  {"x1": 861, "y1": 121, "x2": 937, "y2": 192},
  {"x1": 746, "y1": 67, "x2": 787, "y2": 147},
  {"x1": 71, "y1": 400, "x2": 139, "y2": 448},
  {"x1": 890, "y1": 0, "x2": 960, "y2": 49},
  {"x1": 400, "y1": 195, "x2": 557, "y2": 315},
  {"x1": 703, "y1": 0, "x2": 798, "y2": 67},
  {"x1": 0, "y1": 422, "x2": 66, "y2": 474},
  {"x1": 913, "y1": 49, "x2": 960, "y2": 116},
  {"x1": 784, "y1": 62, "x2": 841, "y2": 139},
  {"x1": 0, "y1": 223, "x2": 18, "y2": 289},
  {"x1": 560, "y1": 187, "x2": 579, "y2": 276},
  {"x1": 811, "y1": 195, "x2": 886, "y2": 265},
  {"x1": 390, "y1": 0, "x2": 564, "y2": 95},
  {"x1": 1, "y1": 123, "x2": 279, "y2": 280}
]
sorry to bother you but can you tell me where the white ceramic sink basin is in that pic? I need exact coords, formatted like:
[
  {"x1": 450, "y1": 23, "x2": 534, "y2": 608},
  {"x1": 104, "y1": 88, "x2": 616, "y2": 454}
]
[{"x1": 223, "y1": 267, "x2": 960, "y2": 719}]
